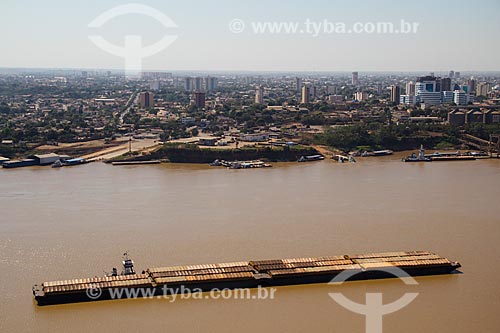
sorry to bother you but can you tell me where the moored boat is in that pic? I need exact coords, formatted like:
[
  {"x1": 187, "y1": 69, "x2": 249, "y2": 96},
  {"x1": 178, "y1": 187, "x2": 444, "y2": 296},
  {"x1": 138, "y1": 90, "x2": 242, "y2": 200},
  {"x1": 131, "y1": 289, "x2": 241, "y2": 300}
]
[
  {"x1": 298, "y1": 155, "x2": 324, "y2": 162},
  {"x1": 403, "y1": 145, "x2": 432, "y2": 162}
]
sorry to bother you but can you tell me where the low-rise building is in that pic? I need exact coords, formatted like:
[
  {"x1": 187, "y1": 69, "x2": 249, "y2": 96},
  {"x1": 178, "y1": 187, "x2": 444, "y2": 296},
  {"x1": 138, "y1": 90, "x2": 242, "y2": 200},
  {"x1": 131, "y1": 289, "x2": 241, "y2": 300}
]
[
  {"x1": 448, "y1": 110, "x2": 466, "y2": 125},
  {"x1": 400, "y1": 95, "x2": 418, "y2": 105},
  {"x1": 240, "y1": 133, "x2": 269, "y2": 142},
  {"x1": 447, "y1": 109, "x2": 500, "y2": 125}
]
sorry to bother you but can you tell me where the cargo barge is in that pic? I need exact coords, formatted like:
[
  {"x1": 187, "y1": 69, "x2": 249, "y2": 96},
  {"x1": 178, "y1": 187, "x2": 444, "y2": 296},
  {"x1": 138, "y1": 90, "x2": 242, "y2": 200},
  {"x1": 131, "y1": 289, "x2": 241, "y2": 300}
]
[{"x1": 33, "y1": 251, "x2": 461, "y2": 306}]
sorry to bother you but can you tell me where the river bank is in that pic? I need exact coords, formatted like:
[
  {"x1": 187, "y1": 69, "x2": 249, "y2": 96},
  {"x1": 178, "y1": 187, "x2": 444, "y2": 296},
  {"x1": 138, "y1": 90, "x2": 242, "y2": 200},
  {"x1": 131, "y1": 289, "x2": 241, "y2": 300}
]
[{"x1": 110, "y1": 143, "x2": 320, "y2": 164}]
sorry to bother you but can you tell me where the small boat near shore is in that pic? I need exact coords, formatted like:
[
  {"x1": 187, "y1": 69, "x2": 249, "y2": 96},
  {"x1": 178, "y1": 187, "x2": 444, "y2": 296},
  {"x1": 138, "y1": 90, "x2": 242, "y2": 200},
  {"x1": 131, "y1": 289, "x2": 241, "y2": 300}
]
[
  {"x1": 52, "y1": 158, "x2": 89, "y2": 168},
  {"x1": 362, "y1": 150, "x2": 394, "y2": 157},
  {"x1": 64, "y1": 158, "x2": 89, "y2": 166},
  {"x1": 332, "y1": 155, "x2": 356, "y2": 163},
  {"x1": 403, "y1": 146, "x2": 480, "y2": 162},
  {"x1": 298, "y1": 155, "x2": 324, "y2": 162},
  {"x1": 210, "y1": 159, "x2": 272, "y2": 169},
  {"x1": 403, "y1": 145, "x2": 432, "y2": 162}
]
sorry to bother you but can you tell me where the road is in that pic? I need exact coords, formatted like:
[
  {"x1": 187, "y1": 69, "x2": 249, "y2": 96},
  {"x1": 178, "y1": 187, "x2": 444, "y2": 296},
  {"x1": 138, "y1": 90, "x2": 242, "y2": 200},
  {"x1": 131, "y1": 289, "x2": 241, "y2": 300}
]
[
  {"x1": 81, "y1": 138, "x2": 160, "y2": 161},
  {"x1": 117, "y1": 91, "x2": 139, "y2": 125}
]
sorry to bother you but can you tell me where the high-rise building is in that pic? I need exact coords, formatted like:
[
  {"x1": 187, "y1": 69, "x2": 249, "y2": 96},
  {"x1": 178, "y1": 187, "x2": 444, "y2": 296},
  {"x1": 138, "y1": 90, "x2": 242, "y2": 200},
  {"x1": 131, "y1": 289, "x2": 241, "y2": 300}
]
[
  {"x1": 417, "y1": 76, "x2": 438, "y2": 91},
  {"x1": 149, "y1": 80, "x2": 160, "y2": 91},
  {"x1": 390, "y1": 85, "x2": 400, "y2": 104},
  {"x1": 449, "y1": 70, "x2": 455, "y2": 78},
  {"x1": 295, "y1": 77, "x2": 302, "y2": 92},
  {"x1": 454, "y1": 90, "x2": 468, "y2": 105},
  {"x1": 194, "y1": 77, "x2": 203, "y2": 92},
  {"x1": 193, "y1": 92, "x2": 206, "y2": 108},
  {"x1": 301, "y1": 85, "x2": 311, "y2": 104},
  {"x1": 405, "y1": 81, "x2": 416, "y2": 96},
  {"x1": 309, "y1": 85, "x2": 317, "y2": 100},
  {"x1": 476, "y1": 82, "x2": 492, "y2": 97},
  {"x1": 400, "y1": 95, "x2": 418, "y2": 105},
  {"x1": 205, "y1": 77, "x2": 218, "y2": 92},
  {"x1": 455, "y1": 71, "x2": 461, "y2": 78},
  {"x1": 139, "y1": 92, "x2": 154, "y2": 108},
  {"x1": 467, "y1": 78, "x2": 476, "y2": 95},
  {"x1": 442, "y1": 91, "x2": 455, "y2": 104},
  {"x1": 184, "y1": 77, "x2": 193, "y2": 91},
  {"x1": 440, "y1": 78, "x2": 452, "y2": 92},
  {"x1": 352, "y1": 72, "x2": 359, "y2": 85},
  {"x1": 354, "y1": 91, "x2": 368, "y2": 102},
  {"x1": 416, "y1": 76, "x2": 442, "y2": 105},
  {"x1": 377, "y1": 82, "x2": 383, "y2": 95},
  {"x1": 255, "y1": 86, "x2": 264, "y2": 104}
]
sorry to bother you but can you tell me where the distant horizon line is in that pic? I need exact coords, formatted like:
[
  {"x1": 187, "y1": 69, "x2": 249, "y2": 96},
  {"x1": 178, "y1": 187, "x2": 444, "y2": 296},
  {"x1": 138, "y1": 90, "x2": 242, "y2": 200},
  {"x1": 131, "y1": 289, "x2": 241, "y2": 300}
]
[{"x1": 1, "y1": 66, "x2": 499, "y2": 75}]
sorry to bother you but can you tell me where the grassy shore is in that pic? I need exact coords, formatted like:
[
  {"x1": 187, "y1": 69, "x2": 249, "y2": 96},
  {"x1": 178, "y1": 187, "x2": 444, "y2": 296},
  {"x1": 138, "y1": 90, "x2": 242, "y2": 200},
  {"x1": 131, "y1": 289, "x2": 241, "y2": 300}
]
[{"x1": 111, "y1": 143, "x2": 320, "y2": 164}]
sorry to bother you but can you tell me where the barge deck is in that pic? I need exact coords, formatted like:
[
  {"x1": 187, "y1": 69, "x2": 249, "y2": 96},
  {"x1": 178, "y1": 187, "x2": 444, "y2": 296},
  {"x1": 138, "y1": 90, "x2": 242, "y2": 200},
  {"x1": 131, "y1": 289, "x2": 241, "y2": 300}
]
[{"x1": 33, "y1": 250, "x2": 461, "y2": 306}]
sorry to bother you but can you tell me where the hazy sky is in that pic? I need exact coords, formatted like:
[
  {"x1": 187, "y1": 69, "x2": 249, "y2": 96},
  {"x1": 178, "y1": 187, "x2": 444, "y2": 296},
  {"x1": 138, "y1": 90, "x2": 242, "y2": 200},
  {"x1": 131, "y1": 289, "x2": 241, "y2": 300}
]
[{"x1": 1, "y1": 0, "x2": 499, "y2": 72}]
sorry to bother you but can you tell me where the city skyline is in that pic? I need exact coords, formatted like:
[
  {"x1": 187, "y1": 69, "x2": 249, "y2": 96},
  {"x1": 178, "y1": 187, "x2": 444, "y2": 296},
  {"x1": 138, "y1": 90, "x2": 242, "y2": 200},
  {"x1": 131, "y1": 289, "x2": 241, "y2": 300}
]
[{"x1": 1, "y1": 0, "x2": 499, "y2": 72}]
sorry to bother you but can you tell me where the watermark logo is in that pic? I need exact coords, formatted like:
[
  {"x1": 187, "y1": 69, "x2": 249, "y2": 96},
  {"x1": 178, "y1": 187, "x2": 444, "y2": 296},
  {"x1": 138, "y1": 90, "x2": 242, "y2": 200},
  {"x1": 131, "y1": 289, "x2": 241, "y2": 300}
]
[
  {"x1": 88, "y1": 3, "x2": 178, "y2": 77},
  {"x1": 84, "y1": 284, "x2": 277, "y2": 303},
  {"x1": 329, "y1": 267, "x2": 419, "y2": 333},
  {"x1": 229, "y1": 19, "x2": 246, "y2": 34},
  {"x1": 85, "y1": 285, "x2": 103, "y2": 300},
  {"x1": 229, "y1": 18, "x2": 419, "y2": 37}
]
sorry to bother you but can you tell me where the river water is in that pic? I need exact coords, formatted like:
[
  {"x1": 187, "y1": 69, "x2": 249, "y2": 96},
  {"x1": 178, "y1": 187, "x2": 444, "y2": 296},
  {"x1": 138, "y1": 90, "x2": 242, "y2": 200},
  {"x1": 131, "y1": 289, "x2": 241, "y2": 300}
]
[{"x1": 0, "y1": 155, "x2": 499, "y2": 332}]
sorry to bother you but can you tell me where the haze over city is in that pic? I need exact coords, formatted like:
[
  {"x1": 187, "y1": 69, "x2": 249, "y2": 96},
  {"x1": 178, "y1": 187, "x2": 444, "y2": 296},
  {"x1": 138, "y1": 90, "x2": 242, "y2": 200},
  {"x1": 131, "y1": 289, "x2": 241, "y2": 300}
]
[{"x1": 1, "y1": 0, "x2": 500, "y2": 72}]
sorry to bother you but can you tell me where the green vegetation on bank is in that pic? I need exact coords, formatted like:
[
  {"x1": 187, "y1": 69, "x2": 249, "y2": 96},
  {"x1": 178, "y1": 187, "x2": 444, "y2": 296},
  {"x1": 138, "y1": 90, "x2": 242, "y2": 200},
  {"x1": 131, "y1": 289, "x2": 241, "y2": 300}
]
[
  {"x1": 309, "y1": 123, "x2": 500, "y2": 152},
  {"x1": 144, "y1": 143, "x2": 319, "y2": 163}
]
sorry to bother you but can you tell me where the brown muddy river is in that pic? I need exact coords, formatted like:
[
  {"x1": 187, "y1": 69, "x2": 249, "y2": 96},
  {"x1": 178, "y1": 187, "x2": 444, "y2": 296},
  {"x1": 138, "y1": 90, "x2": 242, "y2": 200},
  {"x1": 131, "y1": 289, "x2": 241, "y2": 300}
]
[{"x1": 0, "y1": 155, "x2": 499, "y2": 332}]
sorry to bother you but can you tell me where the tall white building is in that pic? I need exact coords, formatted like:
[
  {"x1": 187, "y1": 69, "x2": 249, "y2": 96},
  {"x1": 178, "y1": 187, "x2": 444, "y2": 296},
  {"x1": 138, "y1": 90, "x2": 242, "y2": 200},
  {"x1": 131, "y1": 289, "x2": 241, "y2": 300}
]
[
  {"x1": 301, "y1": 85, "x2": 311, "y2": 104},
  {"x1": 442, "y1": 91, "x2": 455, "y2": 104},
  {"x1": 400, "y1": 95, "x2": 418, "y2": 105},
  {"x1": 453, "y1": 90, "x2": 473, "y2": 105},
  {"x1": 416, "y1": 80, "x2": 441, "y2": 105},
  {"x1": 354, "y1": 91, "x2": 368, "y2": 101},
  {"x1": 406, "y1": 81, "x2": 416, "y2": 96}
]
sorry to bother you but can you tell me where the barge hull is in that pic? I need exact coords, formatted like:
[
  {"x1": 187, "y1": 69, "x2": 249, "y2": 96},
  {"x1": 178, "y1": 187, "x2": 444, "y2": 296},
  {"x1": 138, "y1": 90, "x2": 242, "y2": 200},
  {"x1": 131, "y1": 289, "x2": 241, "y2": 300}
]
[{"x1": 33, "y1": 251, "x2": 461, "y2": 306}]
